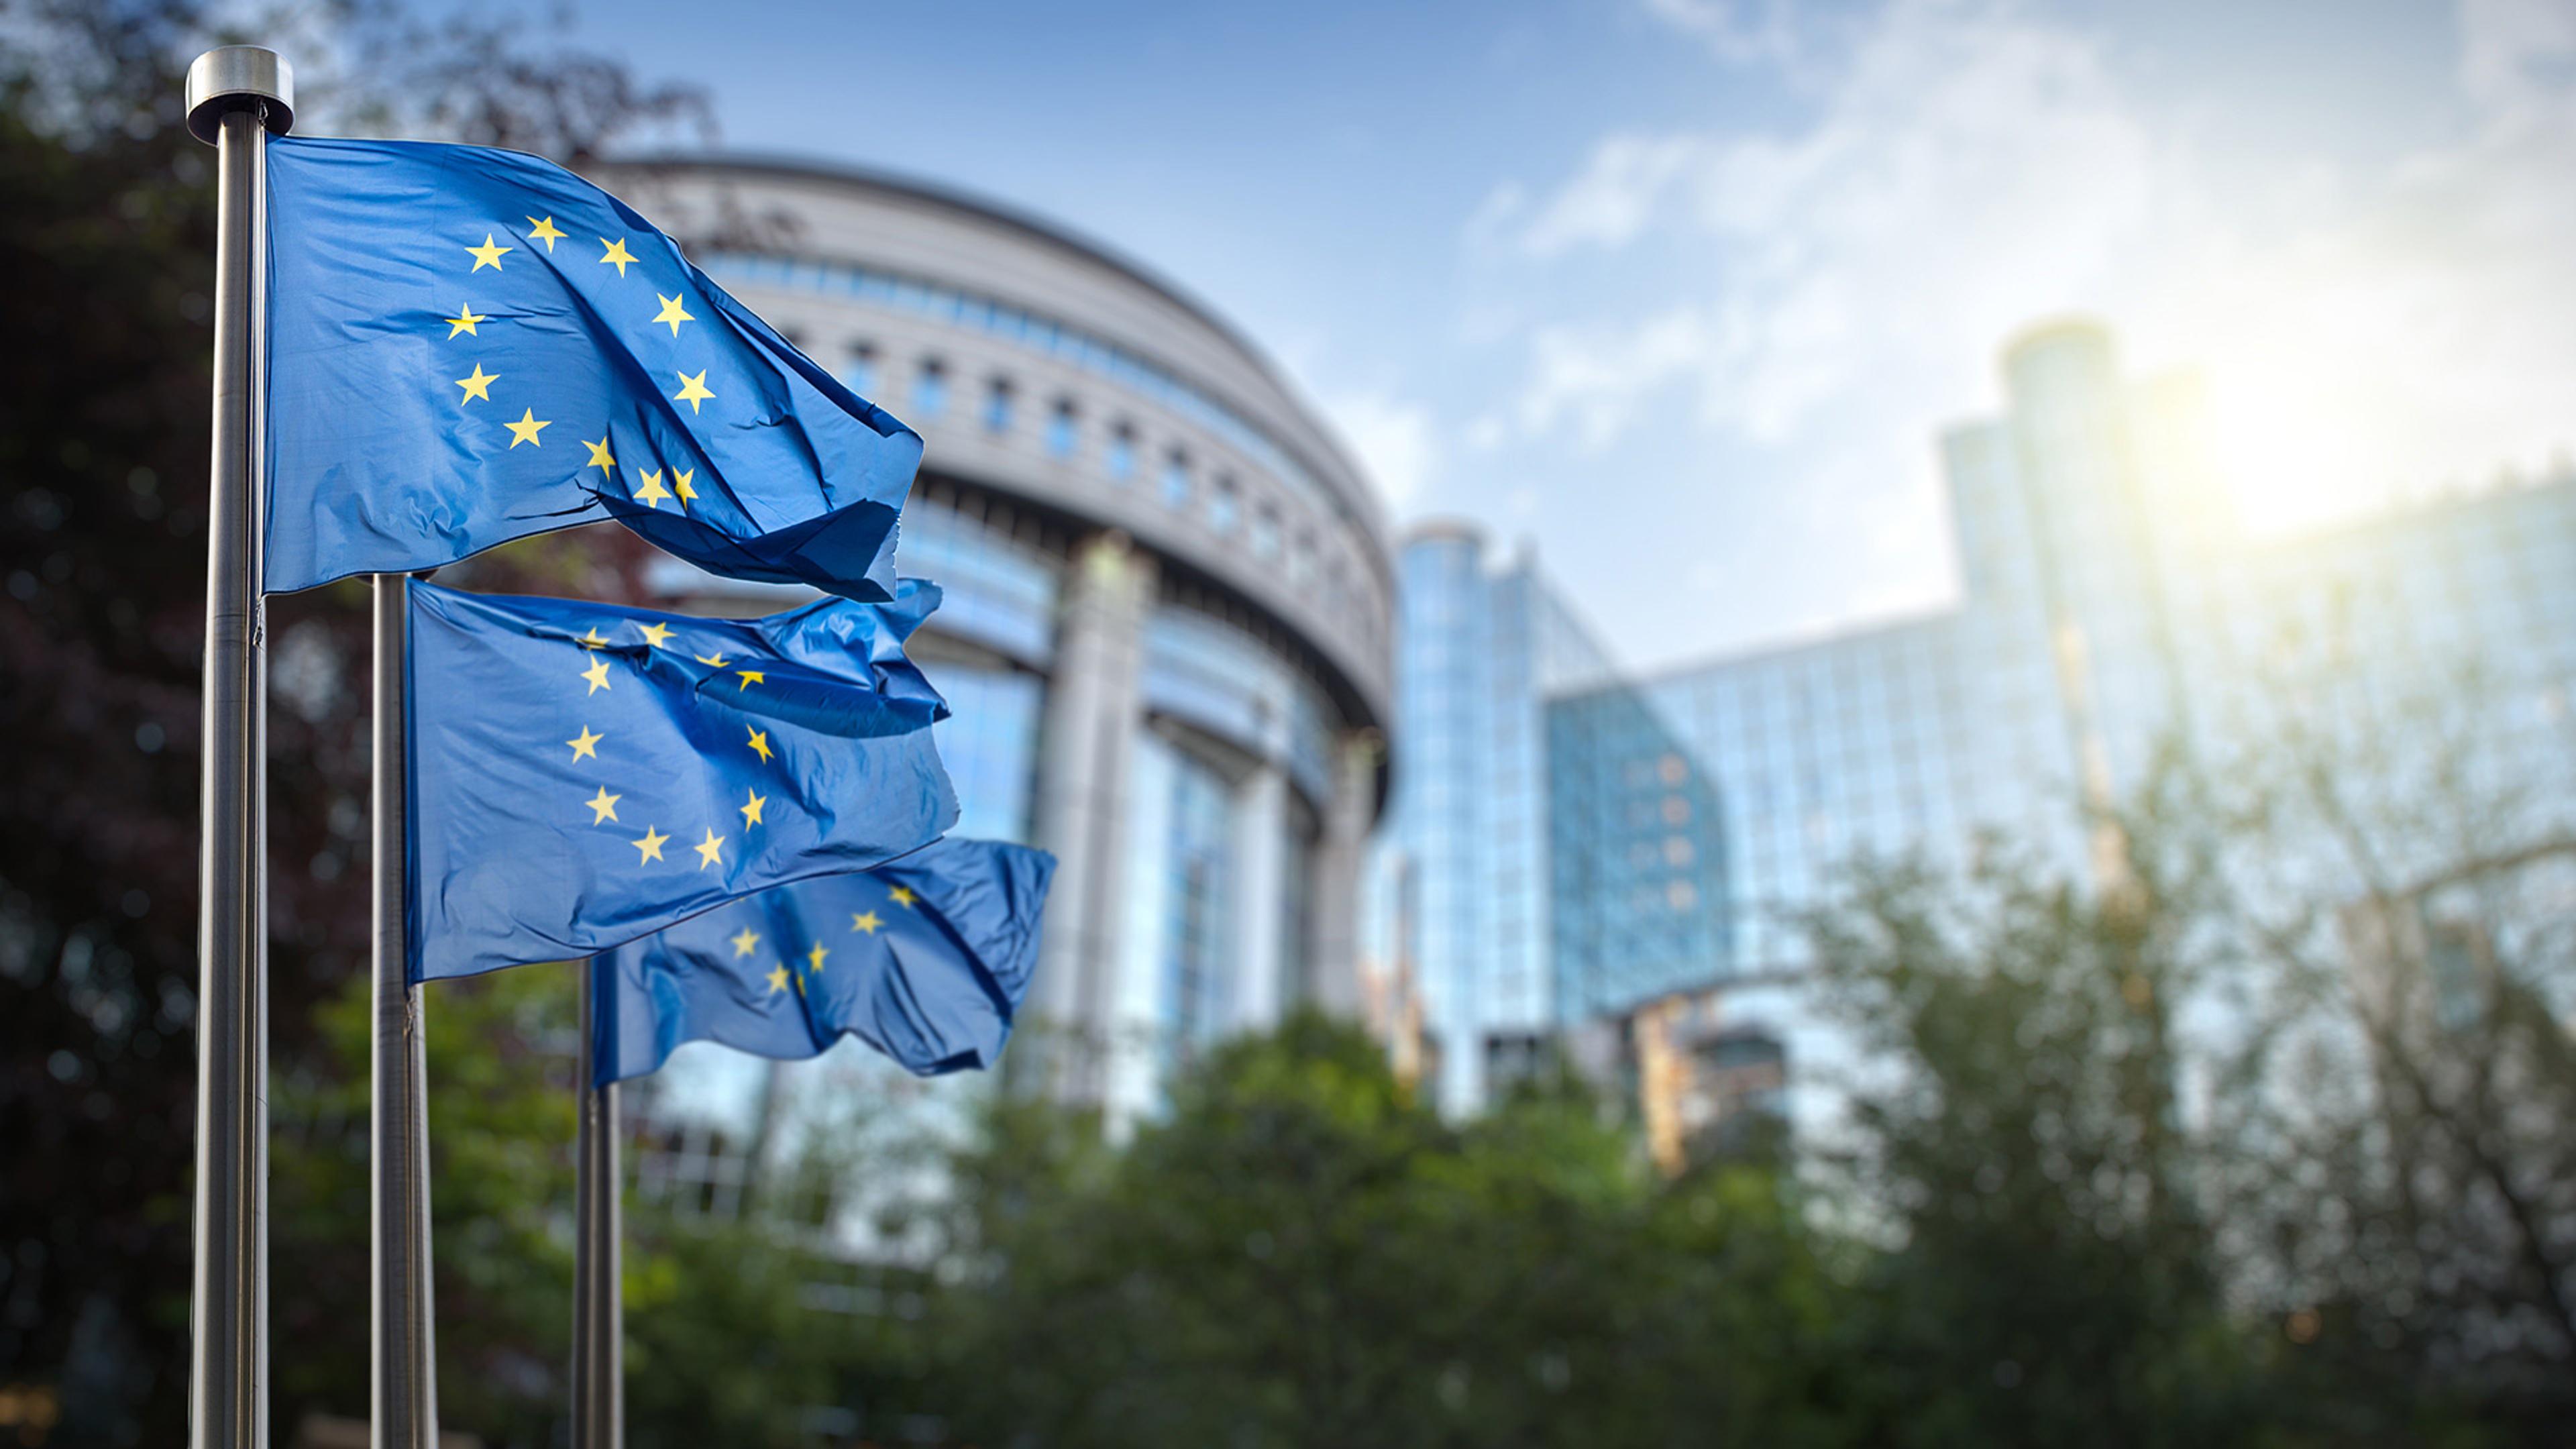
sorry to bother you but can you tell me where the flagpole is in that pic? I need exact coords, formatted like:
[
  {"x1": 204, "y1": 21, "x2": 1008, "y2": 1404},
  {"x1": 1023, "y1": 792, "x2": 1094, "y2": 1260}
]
[
  {"x1": 373, "y1": 575, "x2": 440, "y2": 1446},
  {"x1": 572, "y1": 961, "x2": 624, "y2": 1449},
  {"x1": 183, "y1": 46, "x2": 290, "y2": 1449}
]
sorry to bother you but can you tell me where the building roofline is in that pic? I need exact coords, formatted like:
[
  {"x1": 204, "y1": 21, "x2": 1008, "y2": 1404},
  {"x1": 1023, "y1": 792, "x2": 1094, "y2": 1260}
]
[
  {"x1": 1564, "y1": 602, "x2": 1968, "y2": 696},
  {"x1": 599, "y1": 149, "x2": 1383, "y2": 531}
]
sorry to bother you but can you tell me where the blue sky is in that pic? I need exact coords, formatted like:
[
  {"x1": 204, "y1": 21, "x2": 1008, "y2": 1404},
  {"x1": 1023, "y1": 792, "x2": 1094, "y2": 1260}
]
[{"x1": 457, "y1": 0, "x2": 2575, "y2": 668}]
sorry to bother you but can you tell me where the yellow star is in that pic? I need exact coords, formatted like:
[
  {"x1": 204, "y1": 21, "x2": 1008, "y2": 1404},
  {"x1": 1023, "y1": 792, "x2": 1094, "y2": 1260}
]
[
  {"x1": 505, "y1": 408, "x2": 551, "y2": 448},
  {"x1": 580, "y1": 657, "x2": 612, "y2": 695},
  {"x1": 888, "y1": 886, "x2": 918, "y2": 908},
  {"x1": 443, "y1": 303, "x2": 486, "y2": 339},
  {"x1": 746, "y1": 726, "x2": 772, "y2": 762},
  {"x1": 850, "y1": 910, "x2": 883, "y2": 935},
  {"x1": 739, "y1": 788, "x2": 766, "y2": 827},
  {"x1": 695, "y1": 650, "x2": 730, "y2": 668},
  {"x1": 577, "y1": 626, "x2": 608, "y2": 650},
  {"x1": 639, "y1": 621, "x2": 674, "y2": 648},
  {"x1": 652, "y1": 292, "x2": 695, "y2": 335},
  {"x1": 765, "y1": 964, "x2": 790, "y2": 995},
  {"x1": 735, "y1": 669, "x2": 765, "y2": 691},
  {"x1": 454, "y1": 364, "x2": 497, "y2": 404},
  {"x1": 527, "y1": 215, "x2": 565, "y2": 251},
  {"x1": 673, "y1": 370, "x2": 714, "y2": 414},
  {"x1": 633, "y1": 469, "x2": 671, "y2": 507},
  {"x1": 584, "y1": 786, "x2": 621, "y2": 824},
  {"x1": 730, "y1": 927, "x2": 761, "y2": 959},
  {"x1": 582, "y1": 436, "x2": 616, "y2": 478},
  {"x1": 694, "y1": 828, "x2": 726, "y2": 870},
  {"x1": 466, "y1": 233, "x2": 512, "y2": 272},
  {"x1": 805, "y1": 942, "x2": 829, "y2": 975},
  {"x1": 632, "y1": 826, "x2": 669, "y2": 864},
  {"x1": 673, "y1": 468, "x2": 696, "y2": 504},
  {"x1": 599, "y1": 237, "x2": 637, "y2": 276},
  {"x1": 565, "y1": 726, "x2": 603, "y2": 761}
]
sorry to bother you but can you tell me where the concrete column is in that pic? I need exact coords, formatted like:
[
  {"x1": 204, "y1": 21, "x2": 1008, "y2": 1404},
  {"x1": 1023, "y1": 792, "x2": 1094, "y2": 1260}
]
[
  {"x1": 1306, "y1": 730, "x2": 1380, "y2": 1018},
  {"x1": 1028, "y1": 531, "x2": 1155, "y2": 1102},
  {"x1": 1228, "y1": 763, "x2": 1289, "y2": 1034}
]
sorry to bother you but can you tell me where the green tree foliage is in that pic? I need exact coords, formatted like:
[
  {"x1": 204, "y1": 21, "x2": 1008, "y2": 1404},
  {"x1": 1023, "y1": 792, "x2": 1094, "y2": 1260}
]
[
  {"x1": 274, "y1": 967, "x2": 577, "y2": 1443},
  {"x1": 928, "y1": 1014, "x2": 1853, "y2": 1449},
  {"x1": 0, "y1": 10, "x2": 344, "y2": 1440},
  {"x1": 1806, "y1": 830, "x2": 2261, "y2": 1446},
  {"x1": 9, "y1": 3, "x2": 2573, "y2": 1446},
  {"x1": 0, "y1": 3, "x2": 714, "y2": 1439}
]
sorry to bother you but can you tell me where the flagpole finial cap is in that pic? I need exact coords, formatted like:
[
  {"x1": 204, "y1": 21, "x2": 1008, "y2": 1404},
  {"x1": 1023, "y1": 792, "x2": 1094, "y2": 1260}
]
[{"x1": 186, "y1": 46, "x2": 294, "y2": 146}]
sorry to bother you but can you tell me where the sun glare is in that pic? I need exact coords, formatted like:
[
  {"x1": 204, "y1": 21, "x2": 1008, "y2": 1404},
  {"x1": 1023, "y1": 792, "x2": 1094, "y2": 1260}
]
[{"x1": 2163, "y1": 234, "x2": 2524, "y2": 542}]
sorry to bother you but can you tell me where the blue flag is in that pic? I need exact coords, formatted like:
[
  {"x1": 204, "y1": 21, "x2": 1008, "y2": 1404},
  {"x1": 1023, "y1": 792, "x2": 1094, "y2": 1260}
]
[
  {"x1": 265, "y1": 136, "x2": 921, "y2": 600},
  {"x1": 405, "y1": 578, "x2": 958, "y2": 982},
  {"x1": 588, "y1": 838, "x2": 1055, "y2": 1086}
]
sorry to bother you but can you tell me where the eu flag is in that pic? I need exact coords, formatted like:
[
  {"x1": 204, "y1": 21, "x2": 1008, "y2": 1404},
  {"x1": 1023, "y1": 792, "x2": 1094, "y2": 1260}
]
[
  {"x1": 405, "y1": 578, "x2": 958, "y2": 981},
  {"x1": 588, "y1": 838, "x2": 1055, "y2": 1085},
  {"x1": 265, "y1": 136, "x2": 921, "y2": 600}
]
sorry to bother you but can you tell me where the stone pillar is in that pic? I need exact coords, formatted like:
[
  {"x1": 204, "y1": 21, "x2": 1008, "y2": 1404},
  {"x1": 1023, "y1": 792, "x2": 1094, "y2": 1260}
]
[
  {"x1": 1028, "y1": 531, "x2": 1155, "y2": 1102},
  {"x1": 1228, "y1": 762, "x2": 1289, "y2": 1034},
  {"x1": 1305, "y1": 729, "x2": 1381, "y2": 1018}
]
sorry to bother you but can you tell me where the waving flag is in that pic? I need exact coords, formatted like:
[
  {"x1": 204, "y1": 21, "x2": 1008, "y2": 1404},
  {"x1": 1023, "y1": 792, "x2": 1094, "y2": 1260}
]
[
  {"x1": 264, "y1": 136, "x2": 921, "y2": 599},
  {"x1": 404, "y1": 578, "x2": 957, "y2": 981},
  {"x1": 588, "y1": 838, "x2": 1055, "y2": 1085}
]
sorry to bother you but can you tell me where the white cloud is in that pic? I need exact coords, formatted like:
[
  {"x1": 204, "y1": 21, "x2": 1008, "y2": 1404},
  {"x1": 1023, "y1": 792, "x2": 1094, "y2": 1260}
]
[
  {"x1": 2128, "y1": 0, "x2": 2576, "y2": 529},
  {"x1": 1508, "y1": 0, "x2": 2156, "y2": 453},
  {"x1": 1483, "y1": 0, "x2": 2576, "y2": 590},
  {"x1": 1519, "y1": 307, "x2": 1717, "y2": 450},
  {"x1": 1517, "y1": 135, "x2": 1713, "y2": 257},
  {"x1": 1318, "y1": 390, "x2": 1442, "y2": 509},
  {"x1": 1639, "y1": 0, "x2": 1817, "y2": 71}
]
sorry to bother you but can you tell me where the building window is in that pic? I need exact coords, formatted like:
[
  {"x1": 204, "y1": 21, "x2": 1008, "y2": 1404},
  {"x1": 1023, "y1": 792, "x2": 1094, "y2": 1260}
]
[
  {"x1": 1161, "y1": 450, "x2": 1191, "y2": 509},
  {"x1": 1046, "y1": 398, "x2": 1078, "y2": 459},
  {"x1": 1165, "y1": 753, "x2": 1236, "y2": 1053},
  {"x1": 1209, "y1": 475, "x2": 1240, "y2": 533},
  {"x1": 928, "y1": 664, "x2": 1045, "y2": 842},
  {"x1": 1251, "y1": 504, "x2": 1282, "y2": 560},
  {"x1": 1108, "y1": 423, "x2": 1136, "y2": 482},
  {"x1": 983, "y1": 377, "x2": 1014, "y2": 434},
  {"x1": 843, "y1": 343, "x2": 877, "y2": 398},
  {"x1": 912, "y1": 359, "x2": 947, "y2": 420}
]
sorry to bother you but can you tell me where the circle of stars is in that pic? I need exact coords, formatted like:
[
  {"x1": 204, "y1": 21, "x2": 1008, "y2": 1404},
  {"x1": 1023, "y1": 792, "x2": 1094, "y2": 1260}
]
[{"x1": 437, "y1": 213, "x2": 710, "y2": 518}]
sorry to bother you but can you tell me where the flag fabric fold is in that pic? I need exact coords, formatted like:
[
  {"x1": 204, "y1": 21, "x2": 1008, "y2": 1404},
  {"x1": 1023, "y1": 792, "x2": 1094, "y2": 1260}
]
[
  {"x1": 588, "y1": 838, "x2": 1055, "y2": 1086},
  {"x1": 264, "y1": 136, "x2": 921, "y2": 599},
  {"x1": 404, "y1": 578, "x2": 957, "y2": 982}
]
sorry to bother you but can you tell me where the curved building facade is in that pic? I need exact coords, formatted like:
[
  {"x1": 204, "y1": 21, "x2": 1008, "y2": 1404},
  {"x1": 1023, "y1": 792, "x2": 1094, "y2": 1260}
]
[{"x1": 593, "y1": 156, "x2": 1393, "y2": 1120}]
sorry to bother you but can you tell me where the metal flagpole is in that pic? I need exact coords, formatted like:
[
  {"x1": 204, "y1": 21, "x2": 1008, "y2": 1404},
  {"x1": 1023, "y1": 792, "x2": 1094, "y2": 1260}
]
[
  {"x1": 182, "y1": 46, "x2": 290, "y2": 1449},
  {"x1": 572, "y1": 961, "x2": 624, "y2": 1449},
  {"x1": 373, "y1": 575, "x2": 439, "y2": 1446}
]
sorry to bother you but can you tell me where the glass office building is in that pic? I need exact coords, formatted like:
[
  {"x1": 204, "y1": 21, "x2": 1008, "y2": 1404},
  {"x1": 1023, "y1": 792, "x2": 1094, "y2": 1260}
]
[
  {"x1": 1372, "y1": 529, "x2": 1729, "y2": 1114},
  {"x1": 584, "y1": 156, "x2": 1395, "y2": 1165},
  {"x1": 1397, "y1": 319, "x2": 2576, "y2": 1134}
]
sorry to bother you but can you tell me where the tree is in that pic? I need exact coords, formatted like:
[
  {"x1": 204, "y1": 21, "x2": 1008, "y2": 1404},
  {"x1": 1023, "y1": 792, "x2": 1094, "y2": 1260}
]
[
  {"x1": 1802, "y1": 794, "x2": 2263, "y2": 1449},
  {"x1": 0, "y1": 4, "x2": 714, "y2": 1439},
  {"x1": 930, "y1": 1013, "x2": 1855, "y2": 1449},
  {"x1": 2191, "y1": 638, "x2": 2576, "y2": 1438},
  {"x1": 273, "y1": 967, "x2": 578, "y2": 1444},
  {"x1": 1799, "y1": 654, "x2": 2576, "y2": 1445}
]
